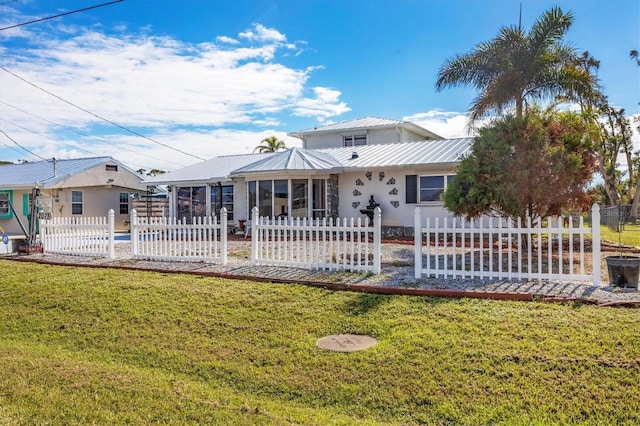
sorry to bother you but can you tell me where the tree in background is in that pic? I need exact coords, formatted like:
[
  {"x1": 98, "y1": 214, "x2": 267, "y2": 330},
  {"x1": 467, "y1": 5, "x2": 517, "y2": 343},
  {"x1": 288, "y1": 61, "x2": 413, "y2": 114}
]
[
  {"x1": 136, "y1": 168, "x2": 166, "y2": 176},
  {"x1": 254, "y1": 136, "x2": 286, "y2": 153},
  {"x1": 436, "y1": 7, "x2": 597, "y2": 124},
  {"x1": 444, "y1": 109, "x2": 596, "y2": 221}
]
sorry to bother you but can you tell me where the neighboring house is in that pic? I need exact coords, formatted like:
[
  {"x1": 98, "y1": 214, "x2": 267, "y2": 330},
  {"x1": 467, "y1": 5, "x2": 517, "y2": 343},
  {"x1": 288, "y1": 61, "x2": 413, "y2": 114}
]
[
  {"x1": 0, "y1": 157, "x2": 151, "y2": 235},
  {"x1": 144, "y1": 116, "x2": 473, "y2": 236}
]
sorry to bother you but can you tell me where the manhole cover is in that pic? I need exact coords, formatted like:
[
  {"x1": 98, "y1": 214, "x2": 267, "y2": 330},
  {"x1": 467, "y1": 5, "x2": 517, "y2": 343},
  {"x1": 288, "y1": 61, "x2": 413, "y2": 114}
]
[{"x1": 316, "y1": 334, "x2": 378, "y2": 352}]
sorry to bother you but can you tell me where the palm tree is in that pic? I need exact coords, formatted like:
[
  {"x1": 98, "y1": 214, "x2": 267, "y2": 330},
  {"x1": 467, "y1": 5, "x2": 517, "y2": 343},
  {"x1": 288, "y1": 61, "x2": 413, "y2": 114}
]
[
  {"x1": 254, "y1": 136, "x2": 287, "y2": 153},
  {"x1": 436, "y1": 6, "x2": 597, "y2": 122}
]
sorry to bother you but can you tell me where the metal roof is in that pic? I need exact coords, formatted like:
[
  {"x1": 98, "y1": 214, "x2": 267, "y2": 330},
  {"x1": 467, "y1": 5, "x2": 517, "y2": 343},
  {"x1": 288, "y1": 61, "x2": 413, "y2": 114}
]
[
  {"x1": 287, "y1": 116, "x2": 443, "y2": 140},
  {"x1": 317, "y1": 138, "x2": 473, "y2": 169},
  {"x1": 231, "y1": 147, "x2": 343, "y2": 175},
  {"x1": 0, "y1": 157, "x2": 129, "y2": 189},
  {"x1": 143, "y1": 152, "x2": 274, "y2": 185},
  {"x1": 143, "y1": 138, "x2": 473, "y2": 185}
]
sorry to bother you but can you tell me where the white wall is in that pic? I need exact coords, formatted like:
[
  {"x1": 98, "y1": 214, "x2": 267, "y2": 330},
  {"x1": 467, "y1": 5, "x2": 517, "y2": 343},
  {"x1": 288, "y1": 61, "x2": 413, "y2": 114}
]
[{"x1": 337, "y1": 169, "x2": 454, "y2": 227}]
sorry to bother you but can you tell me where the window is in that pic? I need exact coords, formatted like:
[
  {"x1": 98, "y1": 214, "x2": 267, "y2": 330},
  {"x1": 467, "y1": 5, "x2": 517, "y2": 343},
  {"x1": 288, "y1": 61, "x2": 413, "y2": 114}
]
[
  {"x1": 248, "y1": 178, "x2": 326, "y2": 219},
  {"x1": 419, "y1": 175, "x2": 455, "y2": 202},
  {"x1": 343, "y1": 135, "x2": 367, "y2": 147},
  {"x1": 119, "y1": 193, "x2": 129, "y2": 214},
  {"x1": 72, "y1": 191, "x2": 83, "y2": 215},
  {"x1": 291, "y1": 179, "x2": 308, "y2": 218},
  {"x1": 312, "y1": 179, "x2": 326, "y2": 219},
  {"x1": 211, "y1": 184, "x2": 234, "y2": 220},
  {"x1": 106, "y1": 164, "x2": 118, "y2": 172},
  {"x1": 406, "y1": 175, "x2": 454, "y2": 203},
  {"x1": 274, "y1": 180, "x2": 288, "y2": 217},
  {"x1": 177, "y1": 186, "x2": 206, "y2": 223},
  {"x1": 258, "y1": 180, "x2": 273, "y2": 217},
  {"x1": 0, "y1": 191, "x2": 12, "y2": 218}
]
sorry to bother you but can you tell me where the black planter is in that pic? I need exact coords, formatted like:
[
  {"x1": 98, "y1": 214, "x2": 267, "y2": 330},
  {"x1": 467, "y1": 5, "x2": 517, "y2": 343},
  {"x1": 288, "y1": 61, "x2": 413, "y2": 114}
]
[{"x1": 605, "y1": 255, "x2": 640, "y2": 288}]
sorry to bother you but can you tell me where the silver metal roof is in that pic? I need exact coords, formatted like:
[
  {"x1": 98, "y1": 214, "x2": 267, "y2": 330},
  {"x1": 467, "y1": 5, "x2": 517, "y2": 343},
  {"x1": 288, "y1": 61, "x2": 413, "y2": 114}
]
[
  {"x1": 317, "y1": 138, "x2": 473, "y2": 169},
  {"x1": 0, "y1": 156, "x2": 131, "y2": 189},
  {"x1": 143, "y1": 152, "x2": 274, "y2": 185},
  {"x1": 287, "y1": 116, "x2": 443, "y2": 140},
  {"x1": 231, "y1": 147, "x2": 342, "y2": 175},
  {"x1": 142, "y1": 138, "x2": 473, "y2": 184}
]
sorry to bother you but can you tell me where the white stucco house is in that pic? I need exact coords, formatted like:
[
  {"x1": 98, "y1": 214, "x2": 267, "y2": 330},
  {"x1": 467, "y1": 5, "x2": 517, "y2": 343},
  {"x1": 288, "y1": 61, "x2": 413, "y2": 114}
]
[
  {"x1": 144, "y1": 117, "x2": 473, "y2": 236},
  {"x1": 0, "y1": 156, "x2": 151, "y2": 236}
]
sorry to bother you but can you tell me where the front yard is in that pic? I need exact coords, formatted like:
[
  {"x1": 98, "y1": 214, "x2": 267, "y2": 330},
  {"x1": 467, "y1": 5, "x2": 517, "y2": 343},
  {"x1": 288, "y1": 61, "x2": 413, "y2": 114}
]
[{"x1": 1, "y1": 260, "x2": 639, "y2": 425}]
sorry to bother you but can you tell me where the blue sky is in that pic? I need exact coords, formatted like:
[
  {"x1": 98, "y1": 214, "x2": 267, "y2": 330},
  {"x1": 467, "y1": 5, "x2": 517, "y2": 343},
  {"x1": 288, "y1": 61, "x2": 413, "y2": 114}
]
[{"x1": 1, "y1": 0, "x2": 638, "y2": 172}]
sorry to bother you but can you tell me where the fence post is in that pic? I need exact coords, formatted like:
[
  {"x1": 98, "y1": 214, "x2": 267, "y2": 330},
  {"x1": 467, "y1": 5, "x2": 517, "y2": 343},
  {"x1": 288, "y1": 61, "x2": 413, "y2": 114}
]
[
  {"x1": 373, "y1": 207, "x2": 381, "y2": 274},
  {"x1": 107, "y1": 209, "x2": 115, "y2": 259},
  {"x1": 591, "y1": 203, "x2": 601, "y2": 286},
  {"x1": 414, "y1": 207, "x2": 422, "y2": 279},
  {"x1": 220, "y1": 207, "x2": 228, "y2": 265},
  {"x1": 131, "y1": 209, "x2": 138, "y2": 258},
  {"x1": 250, "y1": 206, "x2": 259, "y2": 266}
]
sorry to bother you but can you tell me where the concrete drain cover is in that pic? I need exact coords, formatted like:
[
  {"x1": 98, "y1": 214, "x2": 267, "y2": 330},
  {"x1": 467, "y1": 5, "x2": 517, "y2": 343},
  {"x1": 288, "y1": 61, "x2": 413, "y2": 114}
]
[{"x1": 316, "y1": 334, "x2": 378, "y2": 352}]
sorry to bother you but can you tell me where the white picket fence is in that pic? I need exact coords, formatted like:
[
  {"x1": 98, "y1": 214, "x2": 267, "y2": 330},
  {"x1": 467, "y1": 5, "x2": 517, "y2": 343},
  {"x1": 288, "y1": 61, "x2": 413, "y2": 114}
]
[
  {"x1": 414, "y1": 205, "x2": 601, "y2": 285},
  {"x1": 130, "y1": 209, "x2": 227, "y2": 264},
  {"x1": 250, "y1": 206, "x2": 382, "y2": 274},
  {"x1": 41, "y1": 209, "x2": 115, "y2": 258}
]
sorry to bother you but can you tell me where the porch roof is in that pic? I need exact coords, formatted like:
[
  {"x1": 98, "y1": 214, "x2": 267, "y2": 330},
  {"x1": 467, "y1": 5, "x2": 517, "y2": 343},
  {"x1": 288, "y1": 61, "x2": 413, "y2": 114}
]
[{"x1": 230, "y1": 147, "x2": 343, "y2": 175}]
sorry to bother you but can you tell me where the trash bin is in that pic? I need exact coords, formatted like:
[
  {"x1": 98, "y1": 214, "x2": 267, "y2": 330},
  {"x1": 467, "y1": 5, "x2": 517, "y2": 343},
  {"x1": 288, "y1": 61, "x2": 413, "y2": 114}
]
[{"x1": 605, "y1": 255, "x2": 640, "y2": 288}]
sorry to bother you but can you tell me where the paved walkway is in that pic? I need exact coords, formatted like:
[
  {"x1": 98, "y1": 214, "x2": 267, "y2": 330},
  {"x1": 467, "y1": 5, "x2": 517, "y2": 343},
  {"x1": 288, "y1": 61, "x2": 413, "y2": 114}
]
[{"x1": 5, "y1": 238, "x2": 640, "y2": 306}]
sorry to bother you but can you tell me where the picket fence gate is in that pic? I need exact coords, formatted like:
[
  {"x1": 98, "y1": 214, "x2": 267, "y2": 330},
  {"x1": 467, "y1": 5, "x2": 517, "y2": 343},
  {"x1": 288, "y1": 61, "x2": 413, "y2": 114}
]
[
  {"x1": 41, "y1": 209, "x2": 115, "y2": 258},
  {"x1": 130, "y1": 209, "x2": 228, "y2": 264},
  {"x1": 414, "y1": 205, "x2": 601, "y2": 285},
  {"x1": 250, "y1": 206, "x2": 382, "y2": 274}
]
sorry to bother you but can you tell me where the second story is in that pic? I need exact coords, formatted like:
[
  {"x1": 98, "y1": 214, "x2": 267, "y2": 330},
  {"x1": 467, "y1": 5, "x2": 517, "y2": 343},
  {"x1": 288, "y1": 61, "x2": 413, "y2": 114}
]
[{"x1": 287, "y1": 116, "x2": 443, "y2": 149}]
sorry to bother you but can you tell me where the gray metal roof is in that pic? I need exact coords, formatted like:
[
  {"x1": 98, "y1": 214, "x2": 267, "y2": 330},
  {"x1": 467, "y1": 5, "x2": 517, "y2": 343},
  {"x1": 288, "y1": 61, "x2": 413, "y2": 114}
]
[
  {"x1": 142, "y1": 138, "x2": 473, "y2": 185},
  {"x1": 231, "y1": 147, "x2": 342, "y2": 175},
  {"x1": 317, "y1": 138, "x2": 473, "y2": 169},
  {"x1": 143, "y1": 152, "x2": 274, "y2": 185},
  {"x1": 287, "y1": 116, "x2": 443, "y2": 140},
  {"x1": 0, "y1": 156, "x2": 129, "y2": 189}
]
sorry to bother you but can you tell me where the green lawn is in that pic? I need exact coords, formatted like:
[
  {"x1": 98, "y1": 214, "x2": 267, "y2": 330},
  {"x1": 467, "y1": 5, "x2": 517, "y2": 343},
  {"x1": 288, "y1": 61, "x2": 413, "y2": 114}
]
[
  {"x1": 1, "y1": 259, "x2": 639, "y2": 425},
  {"x1": 600, "y1": 223, "x2": 640, "y2": 248}
]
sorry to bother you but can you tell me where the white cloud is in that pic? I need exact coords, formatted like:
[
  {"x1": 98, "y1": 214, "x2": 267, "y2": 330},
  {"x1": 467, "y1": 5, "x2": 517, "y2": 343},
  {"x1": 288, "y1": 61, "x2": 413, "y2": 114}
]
[
  {"x1": 0, "y1": 22, "x2": 348, "y2": 170},
  {"x1": 404, "y1": 110, "x2": 478, "y2": 139},
  {"x1": 238, "y1": 24, "x2": 286, "y2": 43}
]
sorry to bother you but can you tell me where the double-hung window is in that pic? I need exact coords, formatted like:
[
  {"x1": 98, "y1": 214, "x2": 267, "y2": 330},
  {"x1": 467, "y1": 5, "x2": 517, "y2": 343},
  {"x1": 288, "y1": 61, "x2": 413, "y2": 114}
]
[
  {"x1": 119, "y1": 193, "x2": 129, "y2": 214},
  {"x1": 71, "y1": 191, "x2": 83, "y2": 215}
]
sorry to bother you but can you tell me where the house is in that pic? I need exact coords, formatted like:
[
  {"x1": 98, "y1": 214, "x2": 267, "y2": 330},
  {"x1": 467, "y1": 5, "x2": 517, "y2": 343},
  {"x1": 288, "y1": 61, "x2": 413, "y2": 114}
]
[
  {"x1": 144, "y1": 117, "x2": 473, "y2": 236},
  {"x1": 0, "y1": 156, "x2": 151, "y2": 237}
]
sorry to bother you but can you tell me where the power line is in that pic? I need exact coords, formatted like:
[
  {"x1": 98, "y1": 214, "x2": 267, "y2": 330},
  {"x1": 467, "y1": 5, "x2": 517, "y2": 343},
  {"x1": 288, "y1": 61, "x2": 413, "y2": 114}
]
[
  {"x1": 0, "y1": 0, "x2": 124, "y2": 31},
  {"x1": 0, "y1": 128, "x2": 48, "y2": 161},
  {"x1": 0, "y1": 100, "x2": 190, "y2": 168},
  {"x1": 0, "y1": 66, "x2": 207, "y2": 161}
]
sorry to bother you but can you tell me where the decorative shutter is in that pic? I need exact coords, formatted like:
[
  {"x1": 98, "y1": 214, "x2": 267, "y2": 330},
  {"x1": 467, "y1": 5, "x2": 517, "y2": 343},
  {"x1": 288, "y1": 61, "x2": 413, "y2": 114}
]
[{"x1": 405, "y1": 175, "x2": 417, "y2": 204}]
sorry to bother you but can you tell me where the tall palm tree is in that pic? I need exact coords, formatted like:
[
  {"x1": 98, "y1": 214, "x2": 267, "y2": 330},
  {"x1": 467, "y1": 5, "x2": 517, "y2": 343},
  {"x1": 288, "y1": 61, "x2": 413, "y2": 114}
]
[
  {"x1": 436, "y1": 6, "x2": 597, "y2": 122},
  {"x1": 254, "y1": 136, "x2": 287, "y2": 153}
]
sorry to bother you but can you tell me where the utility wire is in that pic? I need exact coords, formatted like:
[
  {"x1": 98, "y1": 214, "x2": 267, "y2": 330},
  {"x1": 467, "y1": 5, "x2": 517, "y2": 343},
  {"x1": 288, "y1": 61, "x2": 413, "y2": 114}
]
[
  {"x1": 0, "y1": 0, "x2": 124, "y2": 31},
  {"x1": 0, "y1": 66, "x2": 207, "y2": 161},
  {"x1": 0, "y1": 128, "x2": 48, "y2": 161},
  {"x1": 0, "y1": 100, "x2": 190, "y2": 168}
]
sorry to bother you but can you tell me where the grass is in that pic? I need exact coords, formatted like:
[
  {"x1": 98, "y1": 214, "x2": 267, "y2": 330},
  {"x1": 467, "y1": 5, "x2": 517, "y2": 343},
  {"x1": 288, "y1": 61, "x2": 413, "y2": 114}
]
[
  {"x1": 600, "y1": 223, "x2": 640, "y2": 248},
  {"x1": 1, "y1": 259, "x2": 639, "y2": 425}
]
